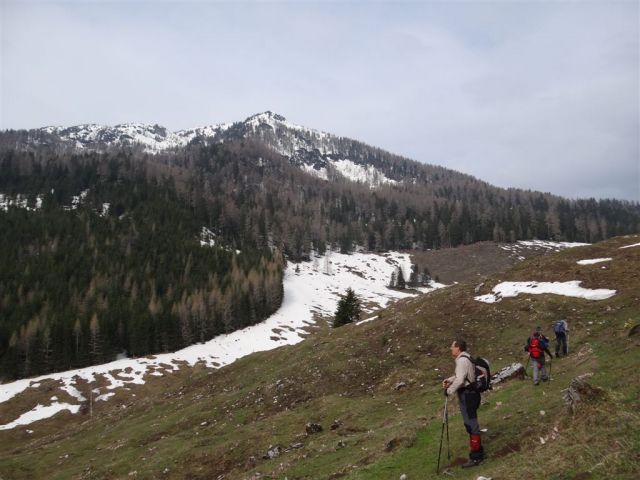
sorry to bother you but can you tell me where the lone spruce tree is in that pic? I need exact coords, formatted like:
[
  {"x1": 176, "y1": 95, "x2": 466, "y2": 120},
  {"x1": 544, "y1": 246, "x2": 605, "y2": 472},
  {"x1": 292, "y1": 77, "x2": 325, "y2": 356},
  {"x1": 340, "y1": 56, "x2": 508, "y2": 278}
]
[{"x1": 333, "y1": 288, "x2": 361, "y2": 328}]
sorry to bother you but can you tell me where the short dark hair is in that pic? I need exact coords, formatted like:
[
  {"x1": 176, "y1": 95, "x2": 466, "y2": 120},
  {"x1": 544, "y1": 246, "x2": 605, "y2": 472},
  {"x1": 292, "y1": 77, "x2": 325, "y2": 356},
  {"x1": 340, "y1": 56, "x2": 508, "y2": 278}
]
[{"x1": 453, "y1": 338, "x2": 467, "y2": 351}]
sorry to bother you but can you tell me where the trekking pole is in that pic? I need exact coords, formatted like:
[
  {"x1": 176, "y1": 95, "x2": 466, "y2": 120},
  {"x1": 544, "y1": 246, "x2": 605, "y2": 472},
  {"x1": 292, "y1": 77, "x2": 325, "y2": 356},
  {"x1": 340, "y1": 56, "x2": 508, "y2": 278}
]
[
  {"x1": 436, "y1": 392, "x2": 449, "y2": 474},
  {"x1": 548, "y1": 358, "x2": 552, "y2": 380},
  {"x1": 445, "y1": 394, "x2": 451, "y2": 465},
  {"x1": 523, "y1": 356, "x2": 530, "y2": 378}
]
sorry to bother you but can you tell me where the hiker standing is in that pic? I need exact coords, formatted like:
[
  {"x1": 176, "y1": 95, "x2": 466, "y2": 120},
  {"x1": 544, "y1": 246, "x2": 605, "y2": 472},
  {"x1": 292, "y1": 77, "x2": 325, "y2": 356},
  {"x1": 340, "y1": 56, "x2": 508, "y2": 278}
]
[
  {"x1": 525, "y1": 328, "x2": 553, "y2": 385},
  {"x1": 442, "y1": 339, "x2": 484, "y2": 468},
  {"x1": 553, "y1": 319, "x2": 569, "y2": 357}
]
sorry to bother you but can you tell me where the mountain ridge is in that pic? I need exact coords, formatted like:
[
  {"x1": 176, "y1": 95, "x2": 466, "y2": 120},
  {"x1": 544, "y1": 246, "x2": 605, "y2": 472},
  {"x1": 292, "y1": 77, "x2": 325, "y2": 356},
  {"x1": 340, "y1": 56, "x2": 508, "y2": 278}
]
[
  {"x1": 5, "y1": 111, "x2": 640, "y2": 200},
  {"x1": 5, "y1": 111, "x2": 417, "y2": 189},
  {"x1": 2, "y1": 112, "x2": 639, "y2": 383}
]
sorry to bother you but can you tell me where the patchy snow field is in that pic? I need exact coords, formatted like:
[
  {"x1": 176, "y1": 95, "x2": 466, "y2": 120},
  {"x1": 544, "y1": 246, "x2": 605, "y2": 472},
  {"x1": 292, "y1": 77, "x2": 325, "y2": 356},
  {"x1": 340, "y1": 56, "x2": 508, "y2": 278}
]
[
  {"x1": 576, "y1": 258, "x2": 612, "y2": 265},
  {"x1": 474, "y1": 280, "x2": 616, "y2": 304},
  {"x1": 0, "y1": 251, "x2": 443, "y2": 428}
]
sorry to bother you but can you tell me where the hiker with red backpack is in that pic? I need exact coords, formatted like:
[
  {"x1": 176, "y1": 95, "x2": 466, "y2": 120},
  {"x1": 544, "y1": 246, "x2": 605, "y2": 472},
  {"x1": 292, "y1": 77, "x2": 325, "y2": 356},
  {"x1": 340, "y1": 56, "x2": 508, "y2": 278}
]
[
  {"x1": 525, "y1": 327, "x2": 553, "y2": 385},
  {"x1": 442, "y1": 338, "x2": 488, "y2": 468}
]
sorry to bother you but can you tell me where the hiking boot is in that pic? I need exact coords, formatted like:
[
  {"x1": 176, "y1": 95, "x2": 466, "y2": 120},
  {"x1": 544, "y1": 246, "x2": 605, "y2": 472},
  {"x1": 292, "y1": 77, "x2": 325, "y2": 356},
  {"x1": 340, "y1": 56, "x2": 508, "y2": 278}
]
[
  {"x1": 534, "y1": 381, "x2": 539, "y2": 386},
  {"x1": 461, "y1": 459, "x2": 483, "y2": 468}
]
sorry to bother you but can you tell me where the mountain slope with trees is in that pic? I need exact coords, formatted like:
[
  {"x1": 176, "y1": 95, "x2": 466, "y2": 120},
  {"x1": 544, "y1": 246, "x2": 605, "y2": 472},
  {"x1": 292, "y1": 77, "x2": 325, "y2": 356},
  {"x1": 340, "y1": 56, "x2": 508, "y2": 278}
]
[
  {"x1": 0, "y1": 152, "x2": 283, "y2": 380},
  {"x1": 1, "y1": 113, "x2": 639, "y2": 379}
]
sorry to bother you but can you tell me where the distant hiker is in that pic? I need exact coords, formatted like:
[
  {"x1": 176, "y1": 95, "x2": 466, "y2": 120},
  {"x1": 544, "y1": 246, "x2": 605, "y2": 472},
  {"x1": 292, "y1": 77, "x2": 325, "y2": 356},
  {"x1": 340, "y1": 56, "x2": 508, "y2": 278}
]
[
  {"x1": 525, "y1": 328, "x2": 553, "y2": 385},
  {"x1": 442, "y1": 339, "x2": 485, "y2": 468},
  {"x1": 553, "y1": 319, "x2": 569, "y2": 357}
]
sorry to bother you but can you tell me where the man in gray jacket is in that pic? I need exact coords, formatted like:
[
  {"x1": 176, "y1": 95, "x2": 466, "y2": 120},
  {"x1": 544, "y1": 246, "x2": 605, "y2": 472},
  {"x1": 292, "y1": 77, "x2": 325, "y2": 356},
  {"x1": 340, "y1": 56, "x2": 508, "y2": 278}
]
[
  {"x1": 553, "y1": 319, "x2": 569, "y2": 357},
  {"x1": 442, "y1": 338, "x2": 484, "y2": 468}
]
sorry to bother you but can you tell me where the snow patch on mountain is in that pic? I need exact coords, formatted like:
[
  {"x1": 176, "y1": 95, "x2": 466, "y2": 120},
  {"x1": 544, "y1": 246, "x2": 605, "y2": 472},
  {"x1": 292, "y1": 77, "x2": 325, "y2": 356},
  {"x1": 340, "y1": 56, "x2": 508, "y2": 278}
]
[
  {"x1": 500, "y1": 240, "x2": 590, "y2": 254},
  {"x1": 499, "y1": 240, "x2": 590, "y2": 261},
  {"x1": 300, "y1": 164, "x2": 329, "y2": 181},
  {"x1": 0, "y1": 402, "x2": 81, "y2": 430},
  {"x1": 0, "y1": 250, "x2": 444, "y2": 428},
  {"x1": 0, "y1": 193, "x2": 43, "y2": 212},
  {"x1": 200, "y1": 227, "x2": 217, "y2": 247},
  {"x1": 577, "y1": 258, "x2": 612, "y2": 265},
  {"x1": 176, "y1": 123, "x2": 232, "y2": 144},
  {"x1": 516, "y1": 240, "x2": 591, "y2": 250},
  {"x1": 330, "y1": 159, "x2": 398, "y2": 187},
  {"x1": 474, "y1": 281, "x2": 616, "y2": 303}
]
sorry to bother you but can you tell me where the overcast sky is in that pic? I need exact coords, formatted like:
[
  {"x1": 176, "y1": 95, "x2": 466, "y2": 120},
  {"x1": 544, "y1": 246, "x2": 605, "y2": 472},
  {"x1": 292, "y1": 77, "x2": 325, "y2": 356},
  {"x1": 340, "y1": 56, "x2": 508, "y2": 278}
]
[{"x1": 1, "y1": 1, "x2": 638, "y2": 201}]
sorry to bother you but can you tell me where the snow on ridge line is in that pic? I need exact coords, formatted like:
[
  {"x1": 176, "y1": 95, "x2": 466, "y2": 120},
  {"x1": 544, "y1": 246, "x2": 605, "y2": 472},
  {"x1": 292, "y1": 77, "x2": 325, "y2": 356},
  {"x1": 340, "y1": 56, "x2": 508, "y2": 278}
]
[
  {"x1": 516, "y1": 240, "x2": 590, "y2": 248},
  {"x1": 0, "y1": 251, "x2": 443, "y2": 428},
  {"x1": 577, "y1": 258, "x2": 612, "y2": 265},
  {"x1": 620, "y1": 242, "x2": 640, "y2": 249},
  {"x1": 503, "y1": 240, "x2": 590, "y2": 250},
  {"x1": 474, "y1": 281, "x2": 616, "y2": 304}
]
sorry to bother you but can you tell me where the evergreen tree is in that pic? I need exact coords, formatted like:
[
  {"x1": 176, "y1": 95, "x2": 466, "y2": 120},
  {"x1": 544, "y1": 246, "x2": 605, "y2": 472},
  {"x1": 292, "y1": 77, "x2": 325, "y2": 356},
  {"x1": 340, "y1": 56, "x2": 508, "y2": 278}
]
[
  {"x1": 408, "y1": 263, "x2": 418, "y2": 287},
  {"x1": 396, "y1": 267, "x2": 406, "y2": 289},
  {"x1": 388, "y1": 270, "x2": 397, "y2": 288},
  {"x1": 333, "y1": 288, "x2": 361, "y2": 328}
]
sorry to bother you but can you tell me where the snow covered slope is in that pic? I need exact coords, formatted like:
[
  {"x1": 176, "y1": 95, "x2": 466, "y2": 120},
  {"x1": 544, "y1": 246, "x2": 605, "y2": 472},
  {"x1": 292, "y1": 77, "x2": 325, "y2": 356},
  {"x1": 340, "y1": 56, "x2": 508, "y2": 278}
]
[{"x1": 0, "y1": 251, "x2": 444, "y2": 429}]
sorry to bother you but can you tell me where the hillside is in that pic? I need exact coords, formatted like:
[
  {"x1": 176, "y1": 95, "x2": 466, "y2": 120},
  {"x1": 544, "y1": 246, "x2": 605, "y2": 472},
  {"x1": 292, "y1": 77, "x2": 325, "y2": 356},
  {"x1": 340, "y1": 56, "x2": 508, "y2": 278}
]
[
  {"x1": 3, "y1": 112, "x2": 640, "y2": 250},
  {"x1": 4, "y1": 117, "x2": 639, "y2": 381},
  {"x1": 0, "y1": 235, "x2": 638, "y2": 479}
]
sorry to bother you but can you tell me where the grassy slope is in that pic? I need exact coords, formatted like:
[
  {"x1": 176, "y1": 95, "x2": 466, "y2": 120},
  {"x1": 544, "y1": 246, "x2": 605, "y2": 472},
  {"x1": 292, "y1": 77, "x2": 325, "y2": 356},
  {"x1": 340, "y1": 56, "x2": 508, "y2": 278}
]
[{"x1": 1, "y1": 236, "x2": 639, "y2": 480}]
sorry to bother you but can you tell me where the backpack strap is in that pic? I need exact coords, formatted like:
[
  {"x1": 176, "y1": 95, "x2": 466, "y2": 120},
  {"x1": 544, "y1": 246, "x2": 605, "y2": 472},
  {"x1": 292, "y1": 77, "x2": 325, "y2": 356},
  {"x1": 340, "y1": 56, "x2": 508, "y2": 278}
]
[{"x1": 459, "y1": 352, "x2": 475, "y2": 386}]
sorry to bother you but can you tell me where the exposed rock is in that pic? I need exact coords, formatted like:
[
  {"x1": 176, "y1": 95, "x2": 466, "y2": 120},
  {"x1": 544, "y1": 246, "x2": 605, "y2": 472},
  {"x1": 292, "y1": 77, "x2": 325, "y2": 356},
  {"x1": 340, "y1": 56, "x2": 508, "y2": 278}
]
[
  {"x1": 330, "y1": 419, "x2": 344, "y2": 430},
  {"x1": 490, "y1": 362, "x2": 525, "y2": 385},
  {"x1": 562, "y1": 373, "x2": 606, "y2": 414},
  {"x1": 263, "y1": 445, "x2": 282, "y2": 459},
  {"x1": 394, "y1": 382, "x2": 407, "y2": 391},
  {"x1": 385, "y1": 438, "x2": 401, "y2": 452},
  {"x1": 305, "y1": 422, "x2": 323, "y2": 434},
  {"x1": 576, "y1": 343, "x2": 594, "y2": 360}
]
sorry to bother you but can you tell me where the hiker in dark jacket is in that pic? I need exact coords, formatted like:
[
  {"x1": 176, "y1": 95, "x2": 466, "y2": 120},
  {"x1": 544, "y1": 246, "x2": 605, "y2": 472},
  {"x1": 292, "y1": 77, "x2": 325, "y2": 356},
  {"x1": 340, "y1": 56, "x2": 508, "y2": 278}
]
[
  {"x1": 442, "y1": 338, "x2": 484, "y2": 468},
  {"x1": 553, "y1": 319, "x2": 569, "y2": 357},
  {"x1": 525, "y1": 328, "x2": 553, "y2": 385}
]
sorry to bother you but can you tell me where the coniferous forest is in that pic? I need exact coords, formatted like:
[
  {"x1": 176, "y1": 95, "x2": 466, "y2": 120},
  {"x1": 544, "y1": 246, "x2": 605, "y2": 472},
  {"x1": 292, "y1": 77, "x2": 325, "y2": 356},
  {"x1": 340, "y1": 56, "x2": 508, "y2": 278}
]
[
  {"x1": 1, "y1": 137, "x2": 639, "y2": 380},
  {"x1": 0, "y1": 149, "x2": 284, "y2": 380}
]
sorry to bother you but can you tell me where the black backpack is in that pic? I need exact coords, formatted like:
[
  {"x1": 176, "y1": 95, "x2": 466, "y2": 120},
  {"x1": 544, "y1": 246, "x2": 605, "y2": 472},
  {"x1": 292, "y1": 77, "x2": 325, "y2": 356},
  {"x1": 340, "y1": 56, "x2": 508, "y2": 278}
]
[{"x1": 463, "y1": 354, "x2": 491, "y2": 393}]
